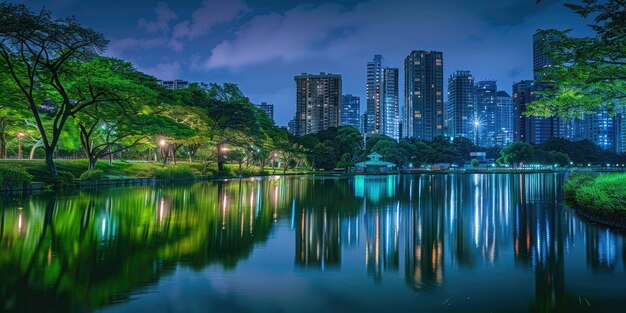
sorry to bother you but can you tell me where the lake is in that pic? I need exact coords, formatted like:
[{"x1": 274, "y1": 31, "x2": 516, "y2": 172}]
[{"x1": 1, "y1": 174, "x2": 625, "y2": 313}]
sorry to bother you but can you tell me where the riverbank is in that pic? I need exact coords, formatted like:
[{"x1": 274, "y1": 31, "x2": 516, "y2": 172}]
[{"x1": 564, "y1": 172, "x2": 626, "y2": 229}]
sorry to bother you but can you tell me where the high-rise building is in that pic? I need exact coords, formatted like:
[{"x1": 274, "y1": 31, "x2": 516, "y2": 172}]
[
  {"x1": 256, "y1": 102, "x2": 274, "y2": 121},
  {"x1": 616, "y1": 110, "x2": 626, "y2": 154},
  {"x1": 341, "y1": 94, "x2": 361, "y2": 130},
  {"x1": 158, "y1": 79, "x2": 189, "y2": 90},
  {"x1": 365, "y1": 55, "x2": 399, "y2": 140},
  {"x1": 403, "y1": 50, "x2": 444, "y2": 141},
  {"x1": 533, "y1": 30, "x2": 558, "y2": 80},
  {"x1": 288, "y1": 118, "x2": 297, "y2": 135},
  {"x1": 512, "y1": 80, "x2": 533, "y2": 143},
  {"x1": 366, "y1": 55, "x2": 384, "y2": 135},
  {"x1": 586, "y1": 111, "x2": 618, "y2": 151},
  {"x1": 475, "y1": 80, "x2": 497, "y2": 147},
  {"x1": 446, "y1": 71, "x2": 475, "y2": 141},
  {"x1": 512, "y1": 80, "x2": 565, "y2": 144},
  {"x1": 294, "y1": 72, "x2": 342, "y2": 136},
  {"x1": 382, "y1": 68, "x2": 399, "y2": 141},
  {"x1": 495, "y1": 91, "x2": 514, "y2": 147},
  {"x1": 361, "y1": 113, "x2": 368, "y2": 134}
]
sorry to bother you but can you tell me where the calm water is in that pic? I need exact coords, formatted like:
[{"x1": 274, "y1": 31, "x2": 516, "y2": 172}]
[{"x1": 1, "y1": 174, "x2": 625, "y2": 313}]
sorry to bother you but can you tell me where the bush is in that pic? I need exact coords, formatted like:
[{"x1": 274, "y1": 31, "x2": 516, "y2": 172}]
[
  {"x1": 470, "y1": 159, "x2": 480, "y2": 167},
  {"x1": 566, "y1": 173, "x2": 626, "y2": 214},
  {"x1": 79, "y1": 169, "x2": 105, "y2": 181},
  {"x1": 154, "y1": 167, "x2": 195, "y2": 181},
  {"x1": 43, "y1": 171, "x2": 75, "y2": 189},
  {"x1": 0, "y1": 165, "x2": 33, "y2": 190}
]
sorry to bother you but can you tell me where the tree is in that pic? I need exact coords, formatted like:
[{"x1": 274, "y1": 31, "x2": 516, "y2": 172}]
[
  {"x1": 206, "y1": 83, "x2": 258, "y2": 172},
  {"x1": 528, "y1": 0, "x2": 626, "y2": 117},
  {"x1": 0, "y1": 4, "x2": 108, "y2": 175},
  {"x1": 499, "y1": 142, "x2": 534, "y2": 166},
  {"x1": 471, "y1": 159, "x2": 480, "y2": 167}
]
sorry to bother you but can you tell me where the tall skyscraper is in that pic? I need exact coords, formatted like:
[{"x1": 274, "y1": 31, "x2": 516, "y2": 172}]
[
  {"x1": 403, "y1": 50, "x2": 444, "y2": 140},
  {"x1": 256, "y1": 102, "x2": 274, "y2": 121},
  {"x1": 365, "y1": 55, "x2": 399, "y2": 140},
  {"x1": 382, "y1": 68, "x2": 399, "y2": 141},
  {"x1": 495, "y1": 91, "x2": 514, "y2": 147},
  {"x1": 586, "y1": 111, "x2": 618, "y2": 151},
  {"x1": 294, "y1": 72, "x2": 342, "y2": 136},
  {"x1": 533, "y1": 30, "x2": 557, "y2": 80},
  {"x1": 366, "y1": 55, "x2": 383, "y2": 135},
  {"x1": 616, "y1": 110, "x2": 626, "y2": 154},
  {"x1": 341, "y1": 94, "x2": 361, "y2": 130},
  {"x1": 446, "y1": 71, "x2": 475, "y2": 141},
  {"x1": 475, "y1": 80, "x2": 497, "y2": 147},
  {"x1": 512, "y1": 80, "x2": 564, "y2": 144}
]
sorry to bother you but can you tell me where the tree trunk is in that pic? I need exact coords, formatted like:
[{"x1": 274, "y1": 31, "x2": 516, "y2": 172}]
[
  {"x1": 88, "y1": 157, "x2": 97, "y2": 170},
  {"x1": 45, "y1": 149, "x2": 58, "y2": 176},
  {"x1": 29, "y1": 145, "x2": 37, "y2": 160},
  {"x1": 0, "y1": 129, "x2": 6, "y2": 159},
  {"x1": 259, "y1": 159, "x2": 265, "y2": 172}
]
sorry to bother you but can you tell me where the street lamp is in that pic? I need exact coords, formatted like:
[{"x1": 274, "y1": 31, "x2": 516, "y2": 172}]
[
  {"x1": 16, "y1": 132, "x2": 26, "y2": 160},
  {"x1": 159, "y1": 139, "x2": 167, "y2": 166}
]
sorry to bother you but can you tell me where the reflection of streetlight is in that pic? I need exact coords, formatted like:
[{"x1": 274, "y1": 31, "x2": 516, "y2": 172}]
[
  {"x1": 16, "y1": 132, "x2": 26, "y2": 160},
  {"x1": 17, "y1": 207, "x2": 24, "y2": 234}
]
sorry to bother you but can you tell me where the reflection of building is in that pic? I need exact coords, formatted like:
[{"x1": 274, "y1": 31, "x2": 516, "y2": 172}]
[
  {"x1": 294, "y1": 72, "x2": 342, "y2": 136},
  {"x1": 295, "y1": 208, "x2": 341, "y2": 269},
  {"x1": 365, "y1": 205, "x2": 400, "y2": 281}
]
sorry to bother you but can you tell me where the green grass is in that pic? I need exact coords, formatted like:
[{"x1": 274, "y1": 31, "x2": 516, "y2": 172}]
[
  {"x1": 0, "y1": 160, "x2": 205, "y2": 182},
  {"x1": 0, "y1": 160, "x2": 309, "y2": 182},
  {"x1": 564, "y1": 172, "x2": 626, "y2": 214}
]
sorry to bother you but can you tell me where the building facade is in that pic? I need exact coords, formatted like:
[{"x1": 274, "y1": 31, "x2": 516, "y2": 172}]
[
  {"x1": 158, "y1": 79, "x2": 189, "y2": 90},
  {"x1": 403, "y1": 50, "x2": 444, "y2": 141},
  {"x1": 294, "y1": 73, "x2": 342, "y2": 136},
  {"x1": 495, "y1": 91, "x2": 514, "y2": 147},
  {"x1": 446, "y1": 71, "x2": 475, "y2": 141},
  {"x1": 475, "y1": 80, "x2": 497, "y2": 147},
  {"x1": 365, "y1": 55, "x2": 399, "y2": 140},
  {"x1": 341, "y1": 94, "x2": 361, "y2": 130},
  {"x1": 256, "y1": 102, "x2": 274, "y2": 121},
  {"x1": 381, "y1": 68, "x2": 399, "y2": 141}
]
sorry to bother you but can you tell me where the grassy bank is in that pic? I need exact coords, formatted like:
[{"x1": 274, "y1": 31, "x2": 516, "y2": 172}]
[
  {"x1": 564, "y1": 173, "x2": 626, "y2": 225},
  {"x1": 0, "y1": 160, "x2": 304, "y2": 183}
]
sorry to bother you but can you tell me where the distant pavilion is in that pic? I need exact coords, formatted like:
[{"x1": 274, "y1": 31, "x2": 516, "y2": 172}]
[{"x1": 355, "y1": 153, "x2": 396, "y2": 173}]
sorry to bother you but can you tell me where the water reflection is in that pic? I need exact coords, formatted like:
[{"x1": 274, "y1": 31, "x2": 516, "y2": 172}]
[{"x1": 1, "y1": 174, "x2": 625, "y2": 312}]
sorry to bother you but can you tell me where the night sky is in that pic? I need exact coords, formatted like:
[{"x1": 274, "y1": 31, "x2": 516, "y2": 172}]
[{"x1": 15, "y1": 0, "x2": 592, "y2": 126}]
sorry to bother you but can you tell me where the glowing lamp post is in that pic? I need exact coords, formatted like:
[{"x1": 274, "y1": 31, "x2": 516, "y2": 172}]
[
  {"x1": 16, "y1": 132, "x2": 26, "y2": 160},
  {"x1": 159, "y1": 139, "x2": 167, "y2": 166}
]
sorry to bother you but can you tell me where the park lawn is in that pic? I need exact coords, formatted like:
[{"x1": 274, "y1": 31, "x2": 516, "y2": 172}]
[
  {"x1": 564, "y1": 172, "x2": 626, "y2": 214},
  {"x1": 0, "y1": 160, "x2": 205, "y2": 181},
  {"x1": 0, "y1": 160, "x2": 308, "y2": 182}
]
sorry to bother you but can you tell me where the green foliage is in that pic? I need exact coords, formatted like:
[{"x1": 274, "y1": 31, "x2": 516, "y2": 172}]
[
  {"x1": 79, "y1": 169, "x2": 105, "y2": 181},
  {"x1": 0, "y1": 165, "x2": 32, "y2": 189},
  {"x1": 528, "y1": 1, "x2": 626, "y2": 117},
  {"x1": 154, "y1": 167, "x2": 195, "y2": 181},
  {"x1": 500, "y1": 142, "x2": 534, "y2": 166},
  {"x1": 471, "y1": 159, "x2": 480, "y2": 167},
  {"x1": 43, "y1": 171, "x2": 75, "y2": 189}
]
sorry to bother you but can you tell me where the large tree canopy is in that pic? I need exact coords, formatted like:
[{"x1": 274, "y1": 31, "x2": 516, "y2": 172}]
[{"x1": 529, "y1": 0, "x2": 626, "y2": 117}]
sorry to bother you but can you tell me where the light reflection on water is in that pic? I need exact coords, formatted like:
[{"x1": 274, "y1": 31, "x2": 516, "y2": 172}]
[{"x1": 1, "y1": 173, "x2": 625, "y2": 313}]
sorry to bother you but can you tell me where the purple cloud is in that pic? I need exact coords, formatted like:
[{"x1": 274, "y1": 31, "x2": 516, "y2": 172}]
[{"x1": 138, "y1": 1, "x2": 178, "y2": 33}]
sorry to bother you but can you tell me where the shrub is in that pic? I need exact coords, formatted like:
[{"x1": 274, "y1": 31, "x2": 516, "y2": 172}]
[
  {"x1": 43, "y1": 171, "x2": 75, "y2": 189},
  {"x1": 563, "y1": 172, "x2": 597, "y2": 202},
  {"x1": 566, "y1": 173, "x2": 626, "y2": 214},
  {"x1": 154, "y1": 167, "x2": 195, "y2": 181},
  {"x1": 0, "y1": 165, "x2": 33, "y2": 190},
  {"x1": 79, "y1": 169, "x2": 104, "y2": 181},
  {"x1": 470, "y1": 159, "x2": 480, "y2": 167}
]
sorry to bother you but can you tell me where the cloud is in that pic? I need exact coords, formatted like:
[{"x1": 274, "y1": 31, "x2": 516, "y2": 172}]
[
  {"x1": 204, "y1": 4, "x2": 352, "y2": 70},
  {"x1": 169, "y1": 0, "x2": 247, "y2": 51},
  {"x1": 106, "y1": 38, "x2": 168, "y2": 58},
  {"x1": 136, "y1": 61, "x2": 182, "y2": 80},
  {"x1": 138, "y1": 1, "x2": 178, "y2": 33}
]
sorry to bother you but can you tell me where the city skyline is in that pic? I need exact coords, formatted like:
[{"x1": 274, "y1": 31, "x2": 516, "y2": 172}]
[{"x1": 10, "y1": 0, "x2": 592, "y2": 126}]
